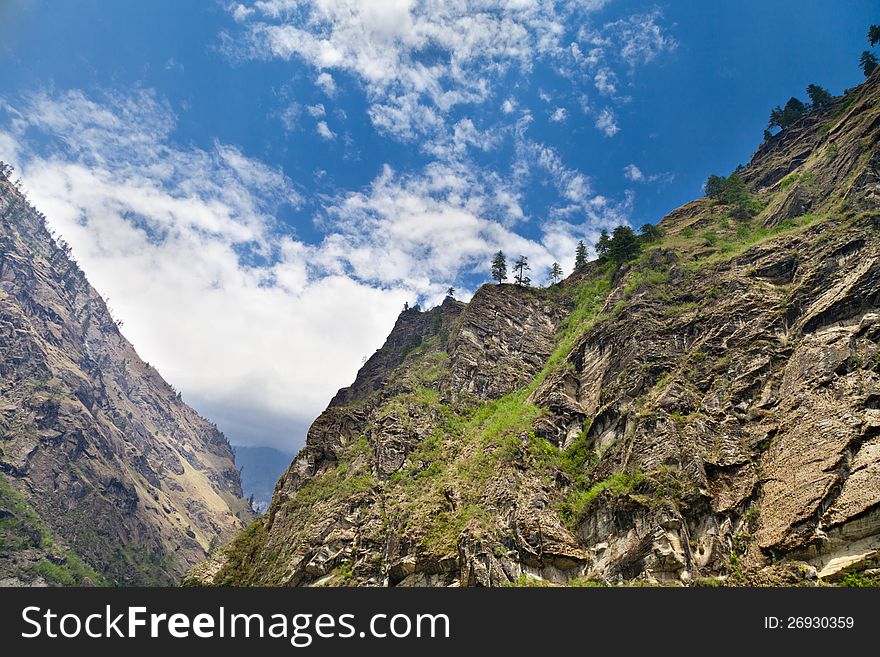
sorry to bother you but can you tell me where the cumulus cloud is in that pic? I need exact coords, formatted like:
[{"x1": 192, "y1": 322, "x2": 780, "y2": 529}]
[
  {"x1": 316, "y1": 120, "x2": 335, "y2": 139},
  {"x1": 306, "y1": 103, "x2": 325, "y2": 118},
  {"x1": 231, "y1": 3, "x2": 255, "y2": 22},
  {"x1": 606, "y1": 10, "x2": 678, "y2": 66},
  {"x1": 594, "y1": 66, "x2": 617, "y2": 95}
]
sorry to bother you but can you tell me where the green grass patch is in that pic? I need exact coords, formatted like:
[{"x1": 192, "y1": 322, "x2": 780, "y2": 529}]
[
  {"x1": 559, "y1": 471, "x2": 646, "y2": 525},
  {"x1": 778, "y1": 172, "x2": 814, "y2": 189},
  {"x1": 840, "y1": 572, "x2": 879, "y2": 588},
  {"x1": 293, "y1": 438, "x2": 376, "y2": 507}
]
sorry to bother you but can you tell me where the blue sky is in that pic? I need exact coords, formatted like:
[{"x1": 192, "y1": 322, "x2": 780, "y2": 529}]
[{"x1": 0, "y1": 0, "x2": 875, "y2": 451}]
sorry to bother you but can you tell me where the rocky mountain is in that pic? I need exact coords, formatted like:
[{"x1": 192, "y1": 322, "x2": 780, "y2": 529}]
[
  {"x1": 0, "y1": 170, "x2": 251, "y2": 585},
  {"x1": 191, "y1": 70, "x2": 880, "y2": 587}
]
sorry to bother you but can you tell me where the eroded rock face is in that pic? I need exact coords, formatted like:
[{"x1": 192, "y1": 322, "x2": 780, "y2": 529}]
[
  {"x1": 193, "y1": 72, "x2": 880, "y2": 587},
  {"x1": 445, "y1": 284, "x2": 571, "y2": 402},
  {"x1": 0, "y1": 174, "x2": 250, "y2": 585}
]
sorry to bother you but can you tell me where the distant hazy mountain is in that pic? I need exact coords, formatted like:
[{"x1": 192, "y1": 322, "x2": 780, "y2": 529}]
[{"x1": 233, "y1": 446, "x2": 294, "y2": 513}]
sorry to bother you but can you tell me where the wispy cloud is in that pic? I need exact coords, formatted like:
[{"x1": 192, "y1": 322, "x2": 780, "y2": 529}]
[
  {"x1": 224, "y1": 1, "x2": 675, "y2": 142},
  {"x1": 623, "y1": 162, "x2": 674, "y2": 185}
]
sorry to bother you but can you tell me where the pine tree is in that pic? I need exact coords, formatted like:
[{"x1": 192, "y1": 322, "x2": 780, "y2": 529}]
[
  {"x1": 446, "y1": 287, "x2": 456, "y2": 299},
  {"x1": 767, "y1": 98, "x2": 807, "y2": 133},
  {"x1": 870, "y1": 24, "x2": 880, "y2": 47},
  {"x1": 721, "y1": 173, "x2": 755, "y2": 221},
  {"x1": 704, "y1": 174, "x2": 726, "y2": 197},
  {"x1": 548, "y1": 262, "x2": 563, "y2": 285},
  {"x1": 639, "y1": 223, "x2": 662, "y2": 241},
  {"x1": 861, "y1": 51, "x2": 879, "y2": 77},
  {"x1": 491, "y1": 251, "x2": 508, "y2": 284},
  {"x1": 574, "y1": 240, "x2": 588, "y2": 270},
  {"x1": 607, "y1": 225, "x2": 639, "y2": 263},
  {"x1": 595, "y1": 230, "x2": 611, "y2": 257},
  {"x1": 513, "y1": 255, "x2": 531, "y2": 286},
  {"x1": 806, "y1": 84, "x2": 833, "y2": 109}
]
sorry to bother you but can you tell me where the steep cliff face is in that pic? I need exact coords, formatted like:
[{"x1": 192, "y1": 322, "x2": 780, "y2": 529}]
[
  {"x1": 0, "y1": 172, "x2": 251, "y2": 585},
  {"x1": 194, "y1": 71, "x2": 880, "y2": 587}
]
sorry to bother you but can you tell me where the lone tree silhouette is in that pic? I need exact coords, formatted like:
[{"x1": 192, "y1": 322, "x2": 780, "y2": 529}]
[
  {"x1": 574, "y1": 240, "x2": 588, "y2": 270},
  {"x1": 548, "y1": 262, "x2": 563, "y2": 285},
  {"x1": 445, "y1": 286, "x2": 455, "y2": 299},
  {"x1": 513, "y1": 255, "x2": 531, "y2": 286},
  {"x1": 491, "y1": 251, "x2": 508, "y2": 284}
]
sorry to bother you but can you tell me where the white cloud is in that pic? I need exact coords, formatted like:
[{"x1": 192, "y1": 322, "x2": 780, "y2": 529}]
[
  {"x1": 316, "y1": 120, "x2": 336, "y2": 139},
  {"x1": 231, "y1": 3, "x2": 255, "y2": 22},
  {"x1": 306, "y1": 103, "x2": 326, "y2": 118},
  {"x1": 623, "y1": 163, "x2": 643, "y2": 181},
  {"x1": 594, "y1": 66, "x2": 617, "y2": 95},
  {"x1": 224, "y1": 0, "x2": 673, "y2": 150},
  {"x1": 315, "y1": 71, "x2": 337, "y2": 95},
  {"x1": 549, "y1": 106, "x2": 567, "y2": 122},
  {"x1": 216, "y1": 0, "x2": 679, "y2": 184},
  {"x1": 595, "y1": 107, "x2": 619, "y2": 136},
  {"x1": 623, "y1": 162, "x2": 674, "y2": 185},
  {"x1": 606, "y1": 10, "x2": 677, "y2": 66},
  {"x1": 164, "y1": 58, "x2": 184, "y2": 73},
  {"x1": 278, "y1": 102, "x2": 301, "y2": 131},
  {"x1": 317, "y1": 161, "x2": 565, "y2": 301}
]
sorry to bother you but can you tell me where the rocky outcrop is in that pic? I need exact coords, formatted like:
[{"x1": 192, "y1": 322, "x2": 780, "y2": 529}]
[
  {"x1": 330, "y1": 299, "x2": 464, "y2": 407},
  {"x1": 445, "y1": 284, "x2": 571, "y2": 401},
  {"x1": 193, "y1": 71, "x2": 880, "y2": 587},
  {"x1": 0, "y1": 171, "x2": 250, "y2": 585}
]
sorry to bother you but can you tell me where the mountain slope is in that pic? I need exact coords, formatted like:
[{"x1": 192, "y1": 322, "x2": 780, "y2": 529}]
[
  {"x1": 0, "y1": 170, "x2": 251, "y2": 585},
  {"x1": 193, "y1": 71, "x2": 880, "y2": 587}
]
